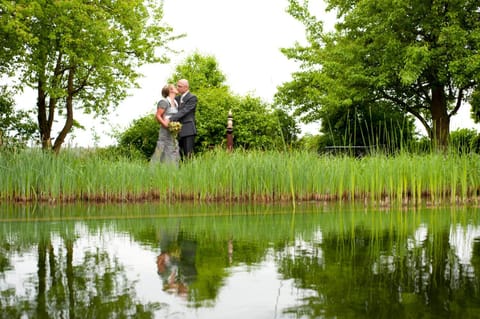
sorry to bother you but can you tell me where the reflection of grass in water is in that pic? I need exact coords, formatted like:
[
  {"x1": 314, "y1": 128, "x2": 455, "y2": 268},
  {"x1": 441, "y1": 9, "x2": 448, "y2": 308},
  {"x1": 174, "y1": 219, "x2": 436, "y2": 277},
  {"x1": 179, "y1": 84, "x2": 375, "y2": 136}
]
[
  {"x1": 1, "y1": 202, "x2": 477, "y2": 247},
  {"x1": 1, "y1": 149, "x2": 480, "y2": 204}
]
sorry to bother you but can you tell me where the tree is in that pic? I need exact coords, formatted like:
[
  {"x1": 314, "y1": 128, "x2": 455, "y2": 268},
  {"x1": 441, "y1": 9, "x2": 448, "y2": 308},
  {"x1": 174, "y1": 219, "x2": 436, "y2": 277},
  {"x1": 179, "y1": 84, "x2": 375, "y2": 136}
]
[
  {"x1": 168, "y1": 51, "x2": 228, "y2": 92},
  {"x1": 228, "y1": 95, "x2": 299, "y2": 150},
  {"x1": 0, "y1": 86, "x2": 37, "y2": 148},
  {"x1": 277, "y1": 0, "x2": 480, "y2": 149},
  {"x1": 0, "y1": 0, "x2": 179, "y2": 152}
]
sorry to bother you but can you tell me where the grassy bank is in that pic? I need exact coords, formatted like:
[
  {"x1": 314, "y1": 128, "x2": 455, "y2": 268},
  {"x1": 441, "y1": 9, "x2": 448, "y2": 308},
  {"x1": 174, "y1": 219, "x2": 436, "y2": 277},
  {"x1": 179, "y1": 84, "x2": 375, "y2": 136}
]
[{"x1": 0, "y1": 149, "x2": 479, "y2": 205}]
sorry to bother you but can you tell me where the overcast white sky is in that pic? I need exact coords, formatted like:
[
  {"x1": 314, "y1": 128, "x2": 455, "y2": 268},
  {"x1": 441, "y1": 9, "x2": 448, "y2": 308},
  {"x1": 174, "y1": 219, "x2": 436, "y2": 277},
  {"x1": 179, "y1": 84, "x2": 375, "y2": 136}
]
[{"x1": 14, "y1": 0, "x2": 478, "y2": 147}]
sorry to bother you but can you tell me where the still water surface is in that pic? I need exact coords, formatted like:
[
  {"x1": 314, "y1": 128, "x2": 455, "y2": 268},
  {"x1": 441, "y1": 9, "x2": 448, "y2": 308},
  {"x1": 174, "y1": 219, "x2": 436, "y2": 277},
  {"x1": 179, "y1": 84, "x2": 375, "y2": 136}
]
[{"x1": 0, "y1": 202, "x2": 479, "y2": 318}]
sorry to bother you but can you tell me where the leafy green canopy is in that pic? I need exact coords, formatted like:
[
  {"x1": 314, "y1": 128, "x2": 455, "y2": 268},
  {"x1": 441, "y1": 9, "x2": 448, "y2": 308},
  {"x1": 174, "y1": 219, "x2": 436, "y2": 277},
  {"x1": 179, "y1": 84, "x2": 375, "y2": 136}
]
[
  {"x1": 277, "y1": 0, "x2": 480, "y2": 148},
  {"x1": 0, "y1": 86, "x2": 37, "y2": 148},
  {"x1": 0, "y1": 0, "x2": 178, "y2": 152}
]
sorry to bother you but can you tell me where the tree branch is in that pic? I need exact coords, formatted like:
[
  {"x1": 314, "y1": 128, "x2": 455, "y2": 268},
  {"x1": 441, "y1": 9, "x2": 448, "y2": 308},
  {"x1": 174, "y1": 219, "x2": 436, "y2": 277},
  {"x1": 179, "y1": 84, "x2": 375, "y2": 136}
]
[
  {"x1": 449, "y1": 88, "x2": 463, "y2": 118},
  {"x1": 380, "y1": 90, "x2": 432, "y2": 138}
]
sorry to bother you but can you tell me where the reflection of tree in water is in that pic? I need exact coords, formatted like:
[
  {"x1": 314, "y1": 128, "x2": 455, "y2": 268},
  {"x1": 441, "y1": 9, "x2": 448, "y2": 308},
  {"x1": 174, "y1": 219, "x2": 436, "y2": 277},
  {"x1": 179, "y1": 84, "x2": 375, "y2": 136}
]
[
  {"x1": 0, "y1": 235, "x2": 160, "y2": 319},
  {"x1": 0, "y1": 244, "x2": 10, "y2": 274},
  {"x1": 277, "y1": 227, "x2": 480, "y2": 319},
  {"x1": 473, "y1": 238, "x2": 480, "y2": 279}
]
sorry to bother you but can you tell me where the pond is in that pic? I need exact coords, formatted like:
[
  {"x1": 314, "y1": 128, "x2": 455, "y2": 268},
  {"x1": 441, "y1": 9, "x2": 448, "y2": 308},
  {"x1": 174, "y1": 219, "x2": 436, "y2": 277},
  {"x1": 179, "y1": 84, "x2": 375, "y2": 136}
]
[{"x1": 0, "y1": 202, "x2": 479, "y2": 318}]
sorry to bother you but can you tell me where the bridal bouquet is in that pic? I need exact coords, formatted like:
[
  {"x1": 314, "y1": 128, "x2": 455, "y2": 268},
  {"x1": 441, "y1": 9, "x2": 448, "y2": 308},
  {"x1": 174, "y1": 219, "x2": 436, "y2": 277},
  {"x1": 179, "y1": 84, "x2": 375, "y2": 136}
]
[{"x1": 168, "y1": 121, "x2": 182, "y2": 138}]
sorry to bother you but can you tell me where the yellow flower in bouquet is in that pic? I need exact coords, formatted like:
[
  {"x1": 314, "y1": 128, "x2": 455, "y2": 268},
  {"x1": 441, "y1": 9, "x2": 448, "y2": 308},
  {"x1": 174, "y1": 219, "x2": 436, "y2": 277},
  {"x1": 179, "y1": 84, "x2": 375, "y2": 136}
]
[{"x1": 168, "y1": 121, "x2": 182, "y2": 138}]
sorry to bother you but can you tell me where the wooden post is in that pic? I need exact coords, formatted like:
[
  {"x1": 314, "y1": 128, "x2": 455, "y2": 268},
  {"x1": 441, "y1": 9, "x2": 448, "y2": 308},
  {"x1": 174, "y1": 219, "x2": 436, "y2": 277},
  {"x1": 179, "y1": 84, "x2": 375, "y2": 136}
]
[{"x1": 226, "y1": 110, "x2": 233, "y2": 151}]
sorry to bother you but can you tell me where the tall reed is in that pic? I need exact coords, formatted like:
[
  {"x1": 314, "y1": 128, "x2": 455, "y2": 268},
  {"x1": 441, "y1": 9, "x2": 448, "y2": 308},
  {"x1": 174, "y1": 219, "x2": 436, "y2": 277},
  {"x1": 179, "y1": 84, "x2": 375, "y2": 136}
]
[{"x1": 0, "y1": 148, "x2": 479, "y2": 204}]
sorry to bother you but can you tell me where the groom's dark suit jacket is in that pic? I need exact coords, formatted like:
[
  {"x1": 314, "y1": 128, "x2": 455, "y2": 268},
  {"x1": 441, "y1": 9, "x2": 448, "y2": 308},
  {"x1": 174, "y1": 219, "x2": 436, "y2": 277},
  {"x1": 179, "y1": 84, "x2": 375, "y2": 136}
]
[{"x1": 170, "y1": 92, "x2": 197, "y2": 137}]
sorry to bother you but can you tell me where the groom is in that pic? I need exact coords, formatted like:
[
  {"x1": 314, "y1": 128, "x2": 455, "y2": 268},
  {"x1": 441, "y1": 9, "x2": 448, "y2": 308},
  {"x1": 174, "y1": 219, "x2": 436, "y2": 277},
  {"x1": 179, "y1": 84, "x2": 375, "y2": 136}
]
[{"x1": 168, "y1": 79, "x2": 197, "y2": 160}]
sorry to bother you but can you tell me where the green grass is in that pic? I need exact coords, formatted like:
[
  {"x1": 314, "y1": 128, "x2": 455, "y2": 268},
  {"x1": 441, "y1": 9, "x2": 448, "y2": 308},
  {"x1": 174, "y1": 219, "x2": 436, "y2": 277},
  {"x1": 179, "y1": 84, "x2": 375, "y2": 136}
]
[{"x1": 0, "y1": 148, "x2": 479, "y2": 205}]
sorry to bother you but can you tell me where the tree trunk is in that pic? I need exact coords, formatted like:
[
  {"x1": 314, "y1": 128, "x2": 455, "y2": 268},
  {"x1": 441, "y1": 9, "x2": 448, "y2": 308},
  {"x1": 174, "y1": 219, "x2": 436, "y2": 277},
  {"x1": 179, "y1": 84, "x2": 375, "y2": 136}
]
[
  {"x1": 66, "y1": 240, "x2": 76, "y2": 319},
  {"x1": 38, "y1": 53, "x2": 63, "y2": 151},
  {"x1": 36, "y1": 238, "x2": 48, "y2": 318},
  {"x1": 52, "y1": 67, "x2": 75, "y2": 153},
  {"x1": 37, "y1": 78, "x2": 51, "y2": 150},
  {"x1": 430, "y1": 86, "x2": 450, "y2": 150}
]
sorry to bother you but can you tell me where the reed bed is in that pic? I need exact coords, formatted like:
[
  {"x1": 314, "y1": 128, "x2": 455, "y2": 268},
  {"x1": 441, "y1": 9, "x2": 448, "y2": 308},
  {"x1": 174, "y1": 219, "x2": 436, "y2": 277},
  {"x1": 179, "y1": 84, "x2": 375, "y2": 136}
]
[{"x1": 0, "y1": 148, "x2": 479, "y2": 205}]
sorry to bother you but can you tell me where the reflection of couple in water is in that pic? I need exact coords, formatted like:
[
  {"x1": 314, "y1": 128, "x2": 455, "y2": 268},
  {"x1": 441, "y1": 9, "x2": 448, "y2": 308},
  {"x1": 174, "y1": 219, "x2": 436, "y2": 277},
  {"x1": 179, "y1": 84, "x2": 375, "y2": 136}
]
[
  {"x1": 156, "y1": 232, "x2": 197, "y2": 298},
  {"x1": 157, "y1": 250, "x2": 188, "y2": 297}
]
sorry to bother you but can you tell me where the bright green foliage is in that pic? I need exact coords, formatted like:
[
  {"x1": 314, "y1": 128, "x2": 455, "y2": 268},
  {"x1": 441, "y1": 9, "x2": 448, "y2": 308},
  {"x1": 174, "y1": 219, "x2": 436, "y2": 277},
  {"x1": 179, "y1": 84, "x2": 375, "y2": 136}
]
[
  {"x1": 449, "y1": 128, "x2": 480, "y2": 154},
  {"x1": 471, "y1": 89, "x2": 480, "y2": 123},
  {"x1": 471, "y1": 134, "x2": 480, "y2": 153},
  {"x1": 227, "y1": 95, "x2": 298, "y2": 150},
  {"x1": 195, "y1": 88, "x2": 299, "y2": 151},
  {"x1": 278, "y1": 0, "x2": 480, "y2": 149},
  {"x1": 0, "y1": 86, "x2": 37, "y2": 148},
  {"x1": 193, "y1": 87, "x2": 239, "y2": 151},
  {"x1": 117, "y1": 115, "x2": 159, "y2": 160},
  {"x1": 196, "y1": 85, "x2": 298, "y2": 151},
  {"x1": 297, "y1": 134, "x2": 324, "y2": 152},
  {"x1": 0, "y1": 0, "x2": 178, "y2": 152},
  {"x1": 168, "y1": 52, "x2": 228, "y2": 92}
]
